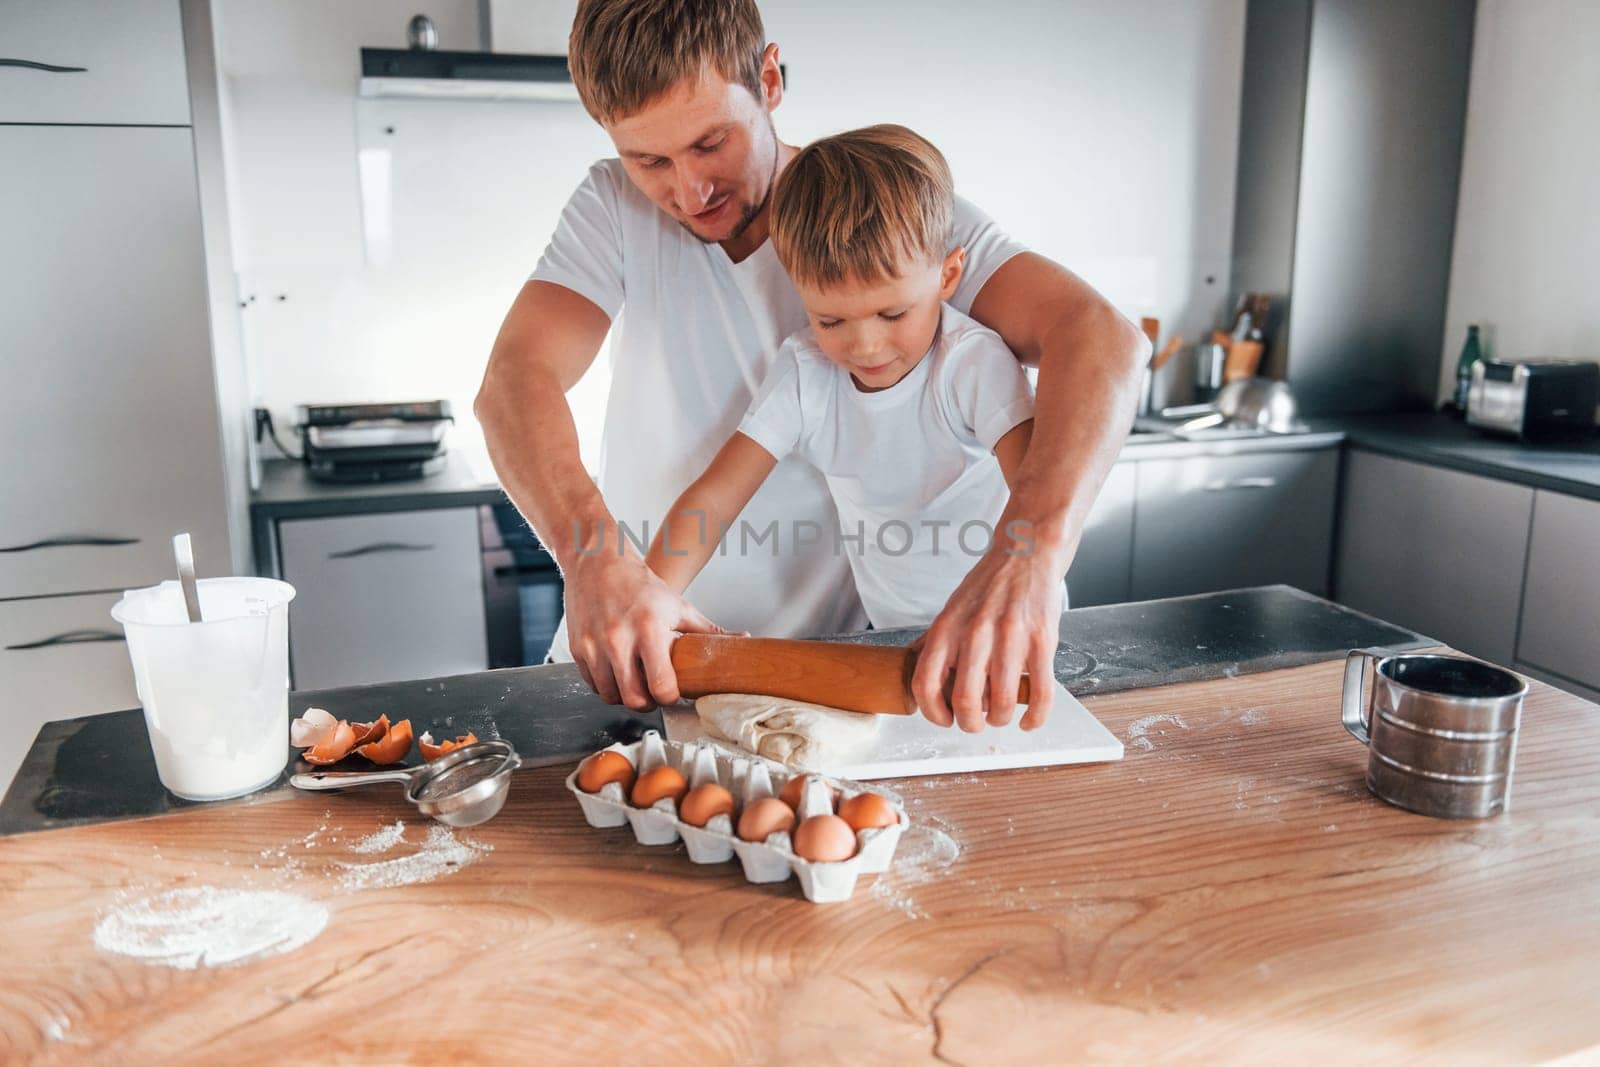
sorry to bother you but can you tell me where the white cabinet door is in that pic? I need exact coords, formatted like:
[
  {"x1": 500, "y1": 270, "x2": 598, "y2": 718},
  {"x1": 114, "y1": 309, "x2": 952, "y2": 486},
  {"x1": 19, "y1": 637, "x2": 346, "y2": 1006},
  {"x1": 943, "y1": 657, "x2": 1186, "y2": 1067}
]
[
  {"x1": 1335, "y1": 451, "x2": 1532, "y2": 664},
  {"x1": 0, "y1": 125, "x2": 233, "y2": 598},
  {"x1": 1517, "y1": 491, "x2": 1600, "y2": 691},
  {"x1": 0, "y1": 592, "x2": 138, "y2": 794},
  {"x1": 0, "y1": 0, "x2": 191, "y2": 124},
  {"x1": 278, "y1": 509, "x2": 488, "y2": 691},
  {"x1": 1066, "y1": 462, "x2": 1135, "y2": 607},
  {"x1": 1132, "y1": 449, "x2": 1339, "y2": 600}
]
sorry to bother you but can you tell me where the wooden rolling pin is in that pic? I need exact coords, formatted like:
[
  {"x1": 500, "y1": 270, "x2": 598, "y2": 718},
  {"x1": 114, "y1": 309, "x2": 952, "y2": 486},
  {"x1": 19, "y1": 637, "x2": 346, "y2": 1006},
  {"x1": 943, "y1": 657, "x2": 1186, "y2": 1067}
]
[{"x1": 670, "y1": 634, "x2": 1032, "y2": 715}]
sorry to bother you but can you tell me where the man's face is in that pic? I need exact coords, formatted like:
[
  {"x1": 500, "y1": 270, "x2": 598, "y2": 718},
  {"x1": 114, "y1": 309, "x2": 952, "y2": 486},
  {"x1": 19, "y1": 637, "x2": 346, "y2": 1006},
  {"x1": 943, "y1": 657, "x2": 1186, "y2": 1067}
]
[
  {"x1": 796, "y1": 249, "x2": 966, "y2": 393},
  {"x1": 605, "y1": 61, "x2": 781, "y2": 246}
]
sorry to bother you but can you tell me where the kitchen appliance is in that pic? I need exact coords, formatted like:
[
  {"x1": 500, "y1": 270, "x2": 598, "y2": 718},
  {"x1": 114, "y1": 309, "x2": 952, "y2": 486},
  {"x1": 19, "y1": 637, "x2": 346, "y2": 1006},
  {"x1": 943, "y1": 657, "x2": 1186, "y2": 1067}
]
[
  {"x1": 1466, "y1": 359, "x2": 1600, "y2": 440},
  {"x1": 296, "y1": 400, "x2": 452, "y2": 483},
  {"x1": 481, "y1": 502, "x2": 564, "y2": 667}
]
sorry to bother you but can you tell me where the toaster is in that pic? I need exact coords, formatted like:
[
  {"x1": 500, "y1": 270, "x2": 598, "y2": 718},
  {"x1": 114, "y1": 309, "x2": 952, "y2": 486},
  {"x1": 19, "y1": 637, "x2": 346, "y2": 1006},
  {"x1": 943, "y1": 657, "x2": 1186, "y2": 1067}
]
[{"x1": 1467, "y1": 359, "x2": 1599, "y2": 440}]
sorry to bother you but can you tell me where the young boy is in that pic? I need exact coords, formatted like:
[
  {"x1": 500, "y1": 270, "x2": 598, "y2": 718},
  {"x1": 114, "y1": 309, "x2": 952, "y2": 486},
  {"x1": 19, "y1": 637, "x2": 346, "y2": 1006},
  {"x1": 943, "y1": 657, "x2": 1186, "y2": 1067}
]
[{"x1": 645, "y1": 124, "x2": 1045, "y2": 631}]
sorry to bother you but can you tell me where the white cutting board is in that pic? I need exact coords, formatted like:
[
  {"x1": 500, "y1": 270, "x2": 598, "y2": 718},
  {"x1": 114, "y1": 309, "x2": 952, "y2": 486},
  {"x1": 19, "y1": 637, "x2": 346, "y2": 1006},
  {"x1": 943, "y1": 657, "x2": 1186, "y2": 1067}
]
[{"x1": 661, "y1": 679, "x2": 1123, "y2": 779}]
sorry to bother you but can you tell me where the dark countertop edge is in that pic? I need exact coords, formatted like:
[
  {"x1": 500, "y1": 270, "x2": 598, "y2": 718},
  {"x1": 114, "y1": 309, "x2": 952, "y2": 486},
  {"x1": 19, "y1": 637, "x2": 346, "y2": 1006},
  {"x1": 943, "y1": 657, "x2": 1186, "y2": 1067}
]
[
  {"x1": 247, "y1": 421, "x2": 1599, "y2": 520},
  {"x1": 249, "y1": 484, "x2": 507, "y2": 520},
  {"x1": 1339, "y1": 430, "x2": 1600, "y2": 502}
]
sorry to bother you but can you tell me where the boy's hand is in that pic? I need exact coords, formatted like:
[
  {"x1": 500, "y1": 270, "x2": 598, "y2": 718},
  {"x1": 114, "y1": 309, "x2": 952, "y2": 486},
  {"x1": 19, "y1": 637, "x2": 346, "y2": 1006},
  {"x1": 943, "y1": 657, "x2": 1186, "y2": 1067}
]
[
  {"x1": 912, "y1": 548, "x2": 1062, "y2": 732},
  {"x1": 564, "y1": 549, "x2": 731, "y2": 711}
]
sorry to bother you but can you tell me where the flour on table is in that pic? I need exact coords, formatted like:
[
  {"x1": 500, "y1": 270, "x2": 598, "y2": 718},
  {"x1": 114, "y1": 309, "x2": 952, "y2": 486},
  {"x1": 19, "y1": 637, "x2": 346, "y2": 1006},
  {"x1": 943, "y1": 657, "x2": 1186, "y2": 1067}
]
[
  {"x1": 695, "y1": 693, "x2": 882, "y2": 770},
  {"x1": 93, "y1": 887, "x2": 328, "y2": 969},
  {"x1": 336, "y1": 824, "x2": 491, "y2": 891}
]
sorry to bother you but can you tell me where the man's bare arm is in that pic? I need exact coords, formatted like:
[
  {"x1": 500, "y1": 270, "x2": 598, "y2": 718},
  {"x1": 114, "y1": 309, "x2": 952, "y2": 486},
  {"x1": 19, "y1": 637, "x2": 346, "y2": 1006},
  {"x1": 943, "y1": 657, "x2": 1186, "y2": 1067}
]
[
  {"x1": 475, "y1": 280, "x2": 725, "y2": 710},
  {"x1": 914, "y1": 253, "x2": 1147, "y2": 732}
]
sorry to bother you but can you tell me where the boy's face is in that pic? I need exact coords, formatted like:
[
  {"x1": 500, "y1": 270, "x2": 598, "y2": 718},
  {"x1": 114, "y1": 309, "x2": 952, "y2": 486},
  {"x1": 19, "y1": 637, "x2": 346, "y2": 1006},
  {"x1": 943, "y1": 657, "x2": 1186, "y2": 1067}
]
[
  {"x1": 796, "y1": 249, "x2": 965, "y2": 392},
  {"x1": 605, "y1": 47, "x2": 785, "y2": 246}
]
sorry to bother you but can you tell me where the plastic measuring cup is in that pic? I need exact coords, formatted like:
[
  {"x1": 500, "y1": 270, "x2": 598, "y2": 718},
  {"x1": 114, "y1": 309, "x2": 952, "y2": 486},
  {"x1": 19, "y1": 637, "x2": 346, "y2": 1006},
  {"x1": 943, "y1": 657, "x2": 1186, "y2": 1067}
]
[{"x1": 111, "y1": 577, "x2": 296, "y2": 801}]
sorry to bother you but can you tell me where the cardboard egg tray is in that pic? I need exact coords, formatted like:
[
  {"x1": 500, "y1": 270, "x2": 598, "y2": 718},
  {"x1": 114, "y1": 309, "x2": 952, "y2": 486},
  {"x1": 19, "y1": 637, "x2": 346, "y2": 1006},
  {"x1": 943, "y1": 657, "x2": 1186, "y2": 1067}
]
[{"x1": 564, "y1": 730, "x2": 909, "y2": 903}]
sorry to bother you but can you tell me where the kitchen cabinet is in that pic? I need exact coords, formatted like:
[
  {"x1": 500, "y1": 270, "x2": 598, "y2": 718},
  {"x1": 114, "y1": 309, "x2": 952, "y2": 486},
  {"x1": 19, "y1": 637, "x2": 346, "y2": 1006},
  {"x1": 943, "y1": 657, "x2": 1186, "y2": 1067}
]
[
  {"x1": 277, "y1": 509, "x2": 488, "y2": 690},
  {"x1": 0, "y1": 0, "x2": 191, "y2": 125},
  {"x1": 0, "y1": 125, "x2": 233, "y2": 599},
  {"x1": 0, "y1": 592, "x2": 137, "y2": 793},
  {"x1": 1132, "y1": 449, "x2": 1338, "y2": 601},
  {"x1": 1516, "y1": 491, "x2": 1600, "y2": 692},
  {"x1": 1335, "y1": 450, "x2": 1533, "y2": 664},
  {"x1": 1065, "y1": 463, "x2": 1135, "y2": 607}
]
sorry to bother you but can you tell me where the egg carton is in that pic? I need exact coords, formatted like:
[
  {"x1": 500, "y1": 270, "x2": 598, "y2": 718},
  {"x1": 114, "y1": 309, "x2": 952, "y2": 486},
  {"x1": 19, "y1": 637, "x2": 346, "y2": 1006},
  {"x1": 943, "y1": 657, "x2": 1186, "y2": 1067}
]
[{"x1": 564, "y1": 730, "x2": 908, "y2": 903}]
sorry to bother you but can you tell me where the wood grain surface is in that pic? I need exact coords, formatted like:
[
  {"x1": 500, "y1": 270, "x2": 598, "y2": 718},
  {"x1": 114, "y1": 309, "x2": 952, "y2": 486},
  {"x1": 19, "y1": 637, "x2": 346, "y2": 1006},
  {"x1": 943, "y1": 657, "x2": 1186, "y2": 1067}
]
[{"x1": 3, "y1": 657, "x2": 1599, "y2": 1065}]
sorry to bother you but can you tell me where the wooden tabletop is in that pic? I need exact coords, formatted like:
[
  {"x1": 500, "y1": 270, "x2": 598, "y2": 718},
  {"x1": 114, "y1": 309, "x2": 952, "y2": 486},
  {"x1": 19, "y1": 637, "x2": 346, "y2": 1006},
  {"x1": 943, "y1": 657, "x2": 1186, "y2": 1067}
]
[{"x1": 3, "y1": 656, "x2": 1598, "y2": 1064}]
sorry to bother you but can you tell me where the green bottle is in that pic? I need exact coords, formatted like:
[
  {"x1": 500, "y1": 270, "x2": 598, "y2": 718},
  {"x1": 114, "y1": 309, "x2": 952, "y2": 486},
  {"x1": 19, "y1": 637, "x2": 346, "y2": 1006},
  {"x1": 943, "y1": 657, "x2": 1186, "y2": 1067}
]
[{"x1": 1454, "y1": 324, "x2": 1483, "y2": 414}]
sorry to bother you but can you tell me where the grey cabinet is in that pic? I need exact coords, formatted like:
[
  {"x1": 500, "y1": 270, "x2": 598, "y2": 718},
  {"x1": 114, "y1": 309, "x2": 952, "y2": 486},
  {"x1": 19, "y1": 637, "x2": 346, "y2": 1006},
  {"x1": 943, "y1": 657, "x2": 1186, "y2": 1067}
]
[
  {"x1": 1066, "y1": 463, "x2": 1135, "y2": 607},
  {"x1": 1517, "y1": 491, "x2": 1600, "y2": 692},
  {"x1": 0, "y1": 592, "x2": 137, "y2": 792},
  {"x1": 1132, "y1": 449, "x2": 1338, "y2": 600},
  {"x1": 0, "y1": 0, "x2": 191, "y2": 125},
  {"x1": 278, "y1": 509, "x2": 488, "y2": 690},
  {"x1": 0, "y1": 125, "x2": 234, "y2": 597},
  {"x1": 1336, "y1": 451, "x2": 1533, "y2": 664}
]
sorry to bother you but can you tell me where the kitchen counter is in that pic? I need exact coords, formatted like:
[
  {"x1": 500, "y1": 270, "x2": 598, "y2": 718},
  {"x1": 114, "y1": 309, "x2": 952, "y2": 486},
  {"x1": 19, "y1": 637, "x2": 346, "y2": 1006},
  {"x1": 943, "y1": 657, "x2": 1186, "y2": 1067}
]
[
  {"x1": 1337, "y1": 411, "x2": 1600, "y2": 500},
  {"x1": 0, "y1": 587, "x2": 1426, "y2": 836},
  {"x1": 3, "y1": 637, "x2": 1597, "y2": 1060}
]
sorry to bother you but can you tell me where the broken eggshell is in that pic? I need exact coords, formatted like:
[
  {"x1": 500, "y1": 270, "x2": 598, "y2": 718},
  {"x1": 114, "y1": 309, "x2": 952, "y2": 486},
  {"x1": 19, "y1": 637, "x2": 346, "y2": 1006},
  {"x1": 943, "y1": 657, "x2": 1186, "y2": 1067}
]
[
  {"x1": 420, "y1": 731, "x2": 479, "y2": 762},
  {"x1": 289, "y1": 707, "x2": 338, "y2": 749},
  {"x1": 356, "y1": 718, "x2": 414, "y2": 764}
]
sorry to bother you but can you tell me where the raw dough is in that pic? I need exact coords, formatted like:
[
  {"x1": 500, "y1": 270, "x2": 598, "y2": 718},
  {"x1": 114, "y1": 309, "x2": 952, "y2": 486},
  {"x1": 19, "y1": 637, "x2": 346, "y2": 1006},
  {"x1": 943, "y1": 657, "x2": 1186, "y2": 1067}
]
[{"x1": 695, "y1": 693, "x2": 882, "y2": 771}]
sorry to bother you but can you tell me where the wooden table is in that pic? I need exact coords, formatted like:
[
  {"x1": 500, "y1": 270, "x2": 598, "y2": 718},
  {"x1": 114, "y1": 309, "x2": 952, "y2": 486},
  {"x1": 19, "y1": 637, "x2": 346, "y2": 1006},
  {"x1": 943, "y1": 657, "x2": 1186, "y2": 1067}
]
[{"x1": 3, "y1": 656, "x2": 1598, "y2": 1064}]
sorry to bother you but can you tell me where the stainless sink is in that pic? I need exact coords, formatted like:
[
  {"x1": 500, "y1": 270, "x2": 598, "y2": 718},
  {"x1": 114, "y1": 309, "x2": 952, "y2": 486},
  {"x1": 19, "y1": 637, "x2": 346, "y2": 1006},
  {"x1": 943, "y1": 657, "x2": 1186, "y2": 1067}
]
[{"x1": 1129, "y1": 415, "x2": 1276, "y2": 442}]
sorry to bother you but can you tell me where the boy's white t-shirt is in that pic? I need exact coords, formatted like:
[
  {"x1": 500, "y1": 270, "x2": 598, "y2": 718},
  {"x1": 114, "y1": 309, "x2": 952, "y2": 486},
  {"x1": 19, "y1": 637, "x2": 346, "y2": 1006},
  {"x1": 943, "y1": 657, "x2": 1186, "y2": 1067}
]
[
  {"x1": 739, "y1": 305, "x2": 1036, "y2": 630},
  {"x1": 530, "y1": 158, "x2": 1026, "y2": 659}
]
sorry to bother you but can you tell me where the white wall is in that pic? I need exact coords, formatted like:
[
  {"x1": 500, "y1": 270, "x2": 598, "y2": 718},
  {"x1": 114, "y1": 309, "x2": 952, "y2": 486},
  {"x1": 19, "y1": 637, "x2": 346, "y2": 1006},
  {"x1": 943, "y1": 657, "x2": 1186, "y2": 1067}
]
[
  {"x1": 217, "y1": 0, "x2": 1246, "y2": 474},
  {"x1": 1439, "y1": 0, "x2": 1600, "y2": 400}
]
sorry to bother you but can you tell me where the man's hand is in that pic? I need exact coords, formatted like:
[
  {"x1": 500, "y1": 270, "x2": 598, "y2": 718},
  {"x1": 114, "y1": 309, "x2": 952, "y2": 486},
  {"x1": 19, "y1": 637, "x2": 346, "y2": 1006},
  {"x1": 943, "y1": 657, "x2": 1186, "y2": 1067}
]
[
  {"x1": 911, "y1": 532, "x2": 1064, "y2": 733},
  {"x1": 563, "y1": 548, "x2": 730, "y2": 711}
]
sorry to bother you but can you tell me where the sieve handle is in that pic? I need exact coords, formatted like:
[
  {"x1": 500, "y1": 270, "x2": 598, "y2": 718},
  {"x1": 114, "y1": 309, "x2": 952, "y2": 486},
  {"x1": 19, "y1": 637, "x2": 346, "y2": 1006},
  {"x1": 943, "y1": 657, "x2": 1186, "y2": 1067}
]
[
  {"x1": 290, "y1": 767, "x2": 415, "y2": 791},
  {"x1": 1342, "y1": 648, "x2": 1381, "y2": 746}
]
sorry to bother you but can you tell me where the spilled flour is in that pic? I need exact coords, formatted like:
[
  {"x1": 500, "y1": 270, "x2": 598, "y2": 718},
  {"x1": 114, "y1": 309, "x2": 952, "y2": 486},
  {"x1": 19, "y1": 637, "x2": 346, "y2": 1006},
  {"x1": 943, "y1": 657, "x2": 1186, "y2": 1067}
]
[
  {"x1": 1126, "y1": 713, "x2": 1188, "y2": 751},
  {"x1": 93, "y1": 887, "x2": 328, "y2": 969},
  {"x1": 870, "y1": 813, "x2": 962, "y2": 919},
  {"x1": 348, "y1": 819, "x2": 408, "y2": 854},
  {"x1": 336, "y1": 824, "x2": 492, "y2": 891},
  {"x1": 93, "y1": 819, "x2": 491, "y2": 969}
]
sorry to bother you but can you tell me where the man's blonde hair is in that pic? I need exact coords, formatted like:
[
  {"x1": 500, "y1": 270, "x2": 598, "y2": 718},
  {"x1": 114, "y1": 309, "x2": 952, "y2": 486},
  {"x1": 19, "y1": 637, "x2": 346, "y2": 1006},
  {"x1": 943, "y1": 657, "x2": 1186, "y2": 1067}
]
[
  {"x1": 771, "y1": 125, "x2": 955, "y2": 291},
  {"x1": 568, "y1": 0, "x2": 767, "y2": 124}
]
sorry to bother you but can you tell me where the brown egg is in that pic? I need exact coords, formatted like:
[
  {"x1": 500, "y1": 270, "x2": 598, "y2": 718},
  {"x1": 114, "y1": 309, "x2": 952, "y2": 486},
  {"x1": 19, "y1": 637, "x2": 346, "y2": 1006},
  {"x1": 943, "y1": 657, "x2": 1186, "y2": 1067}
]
[
  {"x1": 679, "y1": 783, "x2": 736, "y2": 828},
  {"x1": 577, "y1": 750, "x2": 636, "y2": 795},
  {"x1": 793, "y1": 814, "x2": 858, "y2": 863},
  {"x1": 630, "y1": 765, "x2": 689, "y2": 809},
  {"x1": 838, "y1": 792, "x2": 899, "y2": 832},
  {"x1": 736, "y1": 796, "x2": 797, "y2": 842},
  {"x1": 779, "y1": 773, "x2": 835, "y2": 812}
]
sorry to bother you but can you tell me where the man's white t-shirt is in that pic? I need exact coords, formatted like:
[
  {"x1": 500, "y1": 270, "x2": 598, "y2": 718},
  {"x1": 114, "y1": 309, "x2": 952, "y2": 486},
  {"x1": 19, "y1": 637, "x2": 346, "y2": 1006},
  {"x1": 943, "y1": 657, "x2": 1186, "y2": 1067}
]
[
  {"x1": 530, "y1": 158, "x2": 1025, "y2": 659},
  {"x1": 739, "y1": 304, "x2": 1035, "y2": 630}
]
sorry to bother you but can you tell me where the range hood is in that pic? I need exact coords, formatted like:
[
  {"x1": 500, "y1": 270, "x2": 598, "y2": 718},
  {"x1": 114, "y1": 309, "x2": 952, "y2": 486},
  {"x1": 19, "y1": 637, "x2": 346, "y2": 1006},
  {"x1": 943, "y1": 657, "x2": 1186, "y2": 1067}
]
[{"x1": 359, "y1": 48, "x2": 578, "y2": 102}]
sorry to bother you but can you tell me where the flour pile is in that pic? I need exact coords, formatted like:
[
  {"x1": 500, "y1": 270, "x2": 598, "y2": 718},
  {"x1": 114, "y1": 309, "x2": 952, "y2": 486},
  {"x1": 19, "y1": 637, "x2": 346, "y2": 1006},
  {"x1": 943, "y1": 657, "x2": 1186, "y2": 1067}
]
[{"x1": 92, "y1": 887, "x2": 328, "y2": 969}]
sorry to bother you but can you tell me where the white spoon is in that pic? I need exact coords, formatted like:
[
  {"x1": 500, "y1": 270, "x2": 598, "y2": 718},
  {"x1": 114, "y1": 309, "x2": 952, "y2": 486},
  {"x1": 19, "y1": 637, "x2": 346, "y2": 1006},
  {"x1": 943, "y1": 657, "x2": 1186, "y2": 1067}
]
[{"x1": 172, "y1": 532, "x2": 203, "y2": 623}]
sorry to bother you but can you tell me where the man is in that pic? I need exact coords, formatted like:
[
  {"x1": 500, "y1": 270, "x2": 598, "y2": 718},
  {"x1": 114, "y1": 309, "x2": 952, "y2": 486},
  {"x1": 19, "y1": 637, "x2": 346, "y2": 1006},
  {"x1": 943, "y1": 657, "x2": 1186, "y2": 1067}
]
[{"x1": 475, "y1": 0, "x2": 1146, "y2": 733}]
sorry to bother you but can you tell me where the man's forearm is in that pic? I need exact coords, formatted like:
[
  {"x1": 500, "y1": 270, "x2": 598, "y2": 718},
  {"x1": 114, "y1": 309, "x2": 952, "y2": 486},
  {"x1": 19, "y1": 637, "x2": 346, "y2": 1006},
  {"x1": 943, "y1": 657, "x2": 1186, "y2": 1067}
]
[
  {"x1": 476, "y1": 361, "x2": 620, "y2": 575},
  {"x1": 1007, "y1": 303, "x2": 1146, "y2": 577}
]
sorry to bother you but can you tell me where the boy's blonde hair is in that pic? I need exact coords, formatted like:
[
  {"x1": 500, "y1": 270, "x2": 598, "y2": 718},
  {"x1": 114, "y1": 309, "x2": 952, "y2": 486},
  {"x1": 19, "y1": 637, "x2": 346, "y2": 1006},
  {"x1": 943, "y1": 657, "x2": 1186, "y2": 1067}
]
[
  {"x1": 771, "y1": 125, "x2": 955, "y2": 291},
  {"x1": 568, "y1": 0, "x2": 767, "y2": 124}
]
